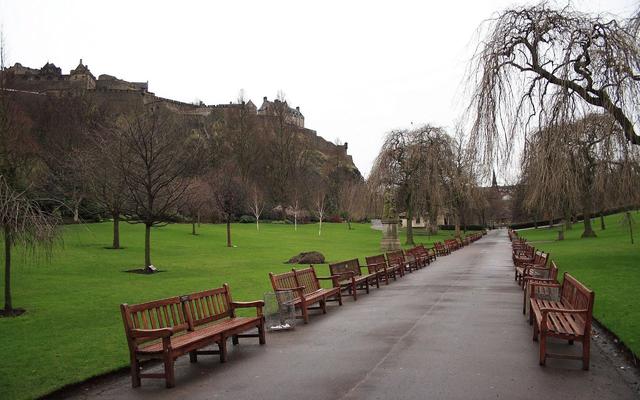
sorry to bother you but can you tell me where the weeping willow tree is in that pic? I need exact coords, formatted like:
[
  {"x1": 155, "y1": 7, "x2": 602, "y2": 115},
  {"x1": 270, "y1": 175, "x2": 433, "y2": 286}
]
[
  {"x1": 370, "y1": 125, "x2": 478, "y2": 243},
  {"x1": 521, "y1": 114, "x2": 640, "y2": 239},
  {"x1": 468, "y1": 3, "x2": 640, "y2": 169},
  {"x1": 0, "y1": 178, "x2": 60, "y2": 316}
]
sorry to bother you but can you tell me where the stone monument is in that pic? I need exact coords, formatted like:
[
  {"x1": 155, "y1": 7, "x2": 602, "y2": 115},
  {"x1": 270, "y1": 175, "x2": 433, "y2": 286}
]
[{"x1": 380, "y1": 189, "x2": 401, "y2": 251}]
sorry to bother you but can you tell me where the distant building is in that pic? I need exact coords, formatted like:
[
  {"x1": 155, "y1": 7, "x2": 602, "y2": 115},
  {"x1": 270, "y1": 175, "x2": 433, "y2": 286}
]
[
  {"x1": 257, "y1": 96, "x2": 304, "y2": 128},
  {"x1": 3, "y1": 59, "x2": 148, "y2": 96}
]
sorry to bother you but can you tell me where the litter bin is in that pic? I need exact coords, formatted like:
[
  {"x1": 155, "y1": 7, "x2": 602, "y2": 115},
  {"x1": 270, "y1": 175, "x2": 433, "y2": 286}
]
[{"x1": 264, "y1": 291, "x2": 296, "y2": 331}]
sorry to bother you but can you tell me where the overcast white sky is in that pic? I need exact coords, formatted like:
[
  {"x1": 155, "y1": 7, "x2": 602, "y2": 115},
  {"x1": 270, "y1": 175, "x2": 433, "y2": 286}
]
[{"x1": 1, "y1": 0, "x2": 637, "y2": 179}]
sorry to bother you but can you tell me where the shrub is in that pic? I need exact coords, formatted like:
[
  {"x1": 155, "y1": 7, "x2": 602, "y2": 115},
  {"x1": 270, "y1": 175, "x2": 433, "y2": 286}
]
[{"x1": 239, "y1": 215, "x2": 257, "y2": 223}]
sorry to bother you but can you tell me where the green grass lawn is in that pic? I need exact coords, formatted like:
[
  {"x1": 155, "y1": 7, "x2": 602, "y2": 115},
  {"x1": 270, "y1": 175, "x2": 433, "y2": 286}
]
[
  {"x1": 0, "y1": 221, "x2": 462, "y2": 400},
  {"x1": 516, "y1": 212, "x2": 640, "y2": 358}
]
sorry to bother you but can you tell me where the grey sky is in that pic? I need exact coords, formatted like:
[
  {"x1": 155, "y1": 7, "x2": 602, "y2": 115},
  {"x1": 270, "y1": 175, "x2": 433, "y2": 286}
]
[{"x1": 1, "y1": 0, "x2": 637, "y2": 178}]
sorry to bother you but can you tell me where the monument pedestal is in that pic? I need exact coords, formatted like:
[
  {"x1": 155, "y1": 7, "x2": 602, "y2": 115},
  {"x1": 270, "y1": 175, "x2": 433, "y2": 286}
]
[{"x1": 380, "y1": 219, "x2": 401, "y2": 251}]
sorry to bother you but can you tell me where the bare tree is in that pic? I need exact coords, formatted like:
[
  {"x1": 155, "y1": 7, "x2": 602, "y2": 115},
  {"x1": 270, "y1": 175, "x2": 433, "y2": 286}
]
[
  {"x1": 249, "y1": 184, "x2": 265, "y2": 231},
  {"x1": 207, "y1": 164, "x2": 246, "y2": 247},
  {"x1": 468, "y1": 3, "x2": 640, "y2": 171},
  {"x1": 181, "y1": 178, "x2": 208, "y2": 236},
  {"x1": 314, "y1": 187, "x2": 327, "y2": 236},
  {"x1": 86, "y1": 126, "x2": 127, "y2": 248},
  {"x1": 116, "y1": 107, "x2": 204, "y2": 270},
  {"x1": 223, "y1": 91, "x2": 261, "y2": 182}
]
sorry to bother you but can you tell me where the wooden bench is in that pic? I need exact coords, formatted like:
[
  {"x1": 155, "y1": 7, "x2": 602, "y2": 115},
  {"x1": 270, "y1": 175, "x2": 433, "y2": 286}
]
[
  {"x1": 406, "y1": 246, "x2": 429, "y2": 268},
  {"x1": 444, "y1": 239, "x2": 459, "y2": 252},
  {"x1": 515, "y1": 251, "x2": 549, "y2": 285},
  {"x1": 529, "y1": 273, "x2": 595, "y2": 370},
  {"x1": 329, "y1": 258, "x2": 379, "y2": 300},
  {"x1": 417, "y1": 244, "x2": 437, "y2": 262},
  {"x1": 386, "y1": 250, "x2": 418, "y2": 273},
  {"x1": 366, "y1": 254, "x2": 400, "y2": 282},
  {"x1": 434, "y1": 241, "x2": 450, "y2": 256},
  {"x1": 523, "y1": 261, "x2": 559, "y2": 315},
  {"x1": 120, "y1": 284, "x2": 265, "y2": 388},
  {"x1": 269, "y1": 266, "x2": 342, "y2": 324}
]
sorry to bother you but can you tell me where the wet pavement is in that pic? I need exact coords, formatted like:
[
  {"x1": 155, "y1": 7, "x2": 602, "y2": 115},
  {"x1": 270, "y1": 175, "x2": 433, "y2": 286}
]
[{"x1": 66, "y1": 229, "x2": 638, "y2": 399}]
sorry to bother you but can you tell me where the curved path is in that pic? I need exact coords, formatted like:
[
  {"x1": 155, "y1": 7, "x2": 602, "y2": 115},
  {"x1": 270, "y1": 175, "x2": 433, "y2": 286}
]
[{"x1": 67, "y1": 230, "x2": 637, "y2": 399}]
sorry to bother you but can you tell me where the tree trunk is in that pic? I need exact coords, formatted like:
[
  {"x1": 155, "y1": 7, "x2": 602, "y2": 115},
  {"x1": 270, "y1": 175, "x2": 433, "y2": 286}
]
[
  {"x1": 454, "y1": 214, "x2": 461, "y2": 238},
  {"x1": 144, "y1": 223, "x2": 152, "y2": 268},
  {"x1": 405, "y1": 203, "x2": 415, "y2": 245},
  {"x1": 192, "y1": 222, "x2": 196, "y2": 235},
  {"x1": 4, "y1": 227, "x2": 12, "y2": 315},
  {"x1": 112, "y1": 213, "x2": 121, "y2": 249},
  {"x1": 347, "y1": 218, "x2": 352, "y2": 230},
  {"x1": 294, "y1": 213, "x2": 297, "y2": 232},
  {"x1": 428, "y1": 212, "x2": 438, "y2": 235},
  {"x1": 600, "y1": 212, "x2": 606, "y2": 230},
  {"x1": 226, "y1": 219, "x2": 232, "y2": 247},
  {"x1": 627, "y1": 211, "x2": 634, "y2": 244},
  {"x1": 256, "y1": 218, "x2": 260, "y2": 231},
  {"x1": 73, "y1": 203, "x2": 80, "y2": 223},
  {"x1": 557, "y1": 225, "x2": 565, "y2": 241},
  {"x1": 318, "y1": 218, "x2": 322, "y2": 236}
]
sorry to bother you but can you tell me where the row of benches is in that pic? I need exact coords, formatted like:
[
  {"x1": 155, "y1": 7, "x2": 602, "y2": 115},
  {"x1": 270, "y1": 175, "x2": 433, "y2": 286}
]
[
  {"x1": 509, "y1": 230, "x2": 595, "y2": 370},
  {"x1": 120, "y1": 232, "x2": 485, "y2": 388}
]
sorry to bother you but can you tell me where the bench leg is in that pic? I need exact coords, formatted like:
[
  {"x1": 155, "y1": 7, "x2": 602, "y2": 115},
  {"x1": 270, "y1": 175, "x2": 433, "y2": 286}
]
[
  {"x1": 352, "y1": 283, "x2": 357, "y2": 301},
  {"x1": 258, "y1": 319, "x2": 266, "y2": 345},
  {"x1": 163, "y1": 353, "x2": 175, "y2": 388},
  {"x1": 130, "y1": 356, "x2": 141, "y2": 388},
  {"x1": 375, "y1": 276, "x2": 380, "y2": 289},
  {"x1": 219, "y1": 338, "x2": 227, "y2": 363},
  {"x1": 301, "y1": 304, "x2": 309, "y2": 324},
  {"x1": 232, "y1": 335, "x2": 239, "y2": 346},
  {"x1": 189, "y1": 351, "x2": 198, "y2": 363},
  {"x1": 365, "y1": 280, "x2": 369, "y2": 294},
  {"x1": 583, "y1": 337, "x2": 590, "y2": 371},
  {"x1": 539, "y1": 334, "x2": 547, "y2": 366},
  {"x1": 337, "y1": 290, "x2": 343, "y2": 306},
  {"x1": 321, "y1": 298, "x2": 327, "y2": 314}
]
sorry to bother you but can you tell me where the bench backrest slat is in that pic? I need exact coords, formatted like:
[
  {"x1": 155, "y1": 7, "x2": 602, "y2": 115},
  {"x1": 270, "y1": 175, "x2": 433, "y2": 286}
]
[
  {"x1": 183, "y1": 286, "x2": 232, "y2": 327},
  {"x1": 294, "y1": 266, "x2": 321, "y2": 294},
  {"x1": 121, "y1": 296, "x2": 189, "y2": 345},
  {"x1": 561, "y1": 273, "x2": 595, "y2": 325}
]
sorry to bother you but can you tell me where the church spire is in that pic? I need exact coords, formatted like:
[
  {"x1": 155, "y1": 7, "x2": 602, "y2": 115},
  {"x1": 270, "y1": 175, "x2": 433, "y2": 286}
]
[{"x1": 492, "y1": 170, "x2": 498, "y2": 187}]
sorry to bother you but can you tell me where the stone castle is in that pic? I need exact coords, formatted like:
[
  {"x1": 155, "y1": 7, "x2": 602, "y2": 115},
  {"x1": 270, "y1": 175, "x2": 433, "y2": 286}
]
[{"x1": 2, "y1": 59, "x2": 355, "y2": 173}]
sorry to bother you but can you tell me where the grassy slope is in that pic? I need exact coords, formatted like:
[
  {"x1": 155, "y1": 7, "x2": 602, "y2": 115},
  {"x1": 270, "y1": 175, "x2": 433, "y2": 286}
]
[
  {"x1": 517, "y1": 212, "x2": 640, "y2": 358},
  {"x1": 0, "y1": 222, "x2": 461, "y2": 400}
]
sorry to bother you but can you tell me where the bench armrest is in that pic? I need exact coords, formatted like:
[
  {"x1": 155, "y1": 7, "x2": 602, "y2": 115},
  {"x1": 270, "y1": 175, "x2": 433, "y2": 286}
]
[
  {"x1": 232, "y1": 300, "x2": 265, "y2": 308},
  {"x1": 232, "y1": 300, "x2": 264, "y2": 317},
  {"x1": 540, "y1": 307, "x2": 589, "y2": 314},
  {"x1": 130, "y1": 327, "x2": 175, "y2": 339}
]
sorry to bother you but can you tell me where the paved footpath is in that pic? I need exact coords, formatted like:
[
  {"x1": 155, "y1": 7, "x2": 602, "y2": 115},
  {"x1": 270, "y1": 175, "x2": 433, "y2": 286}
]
[{"x1": 68, "y1": 230, "x2": 637, "y2": 399}]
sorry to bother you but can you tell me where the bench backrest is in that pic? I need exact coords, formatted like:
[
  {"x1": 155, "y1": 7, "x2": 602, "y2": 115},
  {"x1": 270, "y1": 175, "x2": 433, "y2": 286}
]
[
  {"x1": 270, "y1": 270, "x2": 298, "y2": 292},
  {"x1": 183, "y1": 284, "x2": 234, "y2": 328},
  {"x1": 561, "y1": 273, "x2": 595, "y2": 315},
  {"x1": 386, "y1": 250, "x2": 405, "y2": 266},
  {"x1": 293, "y1": 266, "x2": 322, "y2": 294},
  {"x1": 329, "y1": 258, "x2": 362, "y2": 278},
  {"x1": 120, "y1": 296, "x2": 190, "y2": 345},
  {"x1": 366, "y1": 254, "x2": 387, "y2": 267}
]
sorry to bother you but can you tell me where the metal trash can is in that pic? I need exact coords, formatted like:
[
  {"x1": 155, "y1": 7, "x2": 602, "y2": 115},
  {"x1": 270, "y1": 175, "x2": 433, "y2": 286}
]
[{"x1": 263, "y1": 291, "x2": 296, "y2": 331}]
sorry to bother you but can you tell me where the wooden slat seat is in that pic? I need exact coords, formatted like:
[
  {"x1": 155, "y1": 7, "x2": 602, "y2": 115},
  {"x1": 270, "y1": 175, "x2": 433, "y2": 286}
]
[
  {"x1": 269, "y1": 266, "x2": 342, "y2": 324},
  {"x1": 329, "y1": 258, "x2": 379, "y2": 301},
  {"x1": 434, "y1": 241, "x2": 450, "y2": 256},
  {"x1": 529, "y1": 273, "x2": 595, "y2": 370},
  {"x1": 523, "y1": 262, "x2": 559, "y2": 315},
  {"x1": 121, "y1": 284, "x2": 265, "y2": 388}
]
